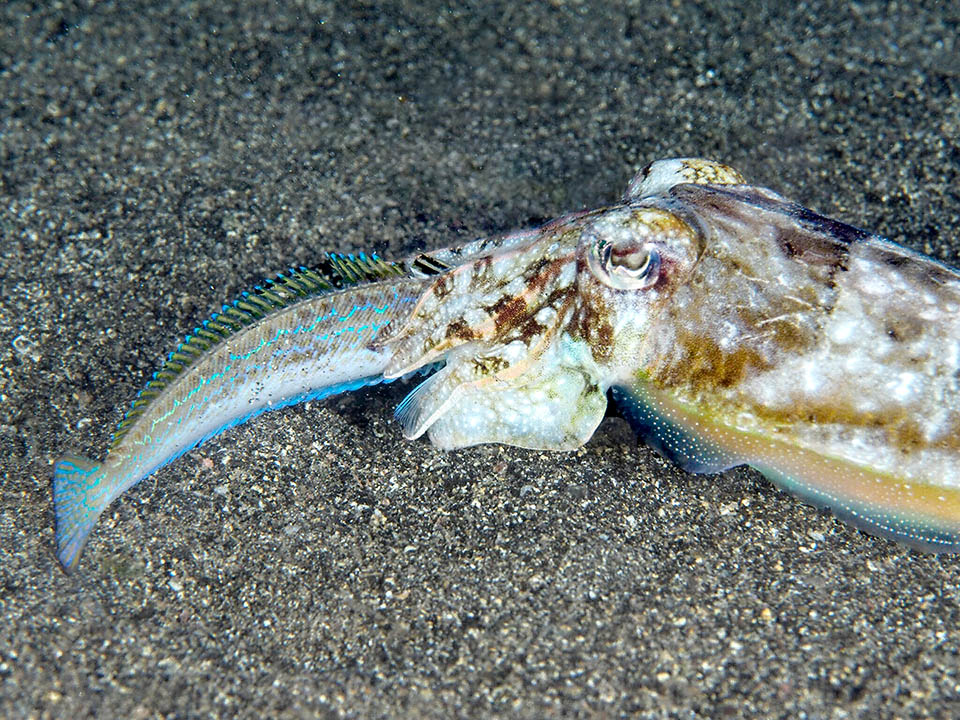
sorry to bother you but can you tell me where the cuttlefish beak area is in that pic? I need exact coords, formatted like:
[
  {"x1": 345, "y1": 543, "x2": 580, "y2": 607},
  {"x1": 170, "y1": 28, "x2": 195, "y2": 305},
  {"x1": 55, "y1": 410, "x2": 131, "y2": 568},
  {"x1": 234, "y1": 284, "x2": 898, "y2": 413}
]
[{"x1": 375, "y1": 217, "x2": 586, "y2": 448}]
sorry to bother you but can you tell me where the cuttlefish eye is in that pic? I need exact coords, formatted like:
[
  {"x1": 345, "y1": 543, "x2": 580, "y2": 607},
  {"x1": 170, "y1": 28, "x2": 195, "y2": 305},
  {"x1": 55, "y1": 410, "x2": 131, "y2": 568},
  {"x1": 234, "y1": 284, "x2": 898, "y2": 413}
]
[{"x1": 589, "y1": 237, "x2": 661, "y2": 290}]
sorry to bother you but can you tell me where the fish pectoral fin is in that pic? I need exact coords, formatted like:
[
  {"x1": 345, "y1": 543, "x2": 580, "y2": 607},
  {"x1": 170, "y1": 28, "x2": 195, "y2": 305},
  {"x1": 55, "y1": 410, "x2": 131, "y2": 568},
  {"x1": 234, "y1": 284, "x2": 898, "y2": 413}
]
[
  {"x1": 395, "y1": 366, "x2": 460, "y2": 440},
  {"x1": 611, "y1": 384, "x2": 742, "y2": 474}
]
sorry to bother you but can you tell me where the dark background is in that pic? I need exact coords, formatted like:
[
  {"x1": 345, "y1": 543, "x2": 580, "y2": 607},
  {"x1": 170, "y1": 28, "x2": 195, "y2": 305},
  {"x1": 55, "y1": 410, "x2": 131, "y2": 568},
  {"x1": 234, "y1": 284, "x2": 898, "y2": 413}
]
[{"x1": 2, "y1": 1, "x2": 959, "y2": 717}]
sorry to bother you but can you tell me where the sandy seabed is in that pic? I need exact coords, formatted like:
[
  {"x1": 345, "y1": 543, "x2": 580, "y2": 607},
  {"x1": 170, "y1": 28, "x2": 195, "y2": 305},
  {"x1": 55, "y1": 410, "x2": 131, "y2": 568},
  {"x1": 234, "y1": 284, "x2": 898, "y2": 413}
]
[{"x1": 2, "y1": 2, "x2": 959, "y2": 718}]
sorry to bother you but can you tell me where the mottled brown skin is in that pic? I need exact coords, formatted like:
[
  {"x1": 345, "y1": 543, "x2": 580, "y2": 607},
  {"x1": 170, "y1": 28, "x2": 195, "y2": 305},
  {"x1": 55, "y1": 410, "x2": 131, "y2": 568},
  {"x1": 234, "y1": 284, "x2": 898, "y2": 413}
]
[
  {"x1": 444, "y1": 319, "x2": 478, "y2": 342},
  {"x1": 569, "y1": 291, "x2": 615, "y2": 365}
]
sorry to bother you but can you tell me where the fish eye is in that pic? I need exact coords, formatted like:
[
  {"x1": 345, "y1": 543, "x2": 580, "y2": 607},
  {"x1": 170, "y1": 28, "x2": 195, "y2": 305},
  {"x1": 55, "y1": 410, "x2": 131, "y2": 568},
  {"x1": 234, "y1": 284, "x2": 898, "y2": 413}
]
[{"x1": 590, "y1": 238, "x2": 661, "y2": 290}]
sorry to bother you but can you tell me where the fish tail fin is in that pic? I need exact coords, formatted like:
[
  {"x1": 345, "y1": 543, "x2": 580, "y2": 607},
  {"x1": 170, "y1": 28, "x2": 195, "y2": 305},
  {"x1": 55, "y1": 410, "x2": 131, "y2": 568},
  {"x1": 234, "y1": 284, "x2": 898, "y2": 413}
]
[{"x1": 53, "y1": 455, "x2": 106, "y2": 572}]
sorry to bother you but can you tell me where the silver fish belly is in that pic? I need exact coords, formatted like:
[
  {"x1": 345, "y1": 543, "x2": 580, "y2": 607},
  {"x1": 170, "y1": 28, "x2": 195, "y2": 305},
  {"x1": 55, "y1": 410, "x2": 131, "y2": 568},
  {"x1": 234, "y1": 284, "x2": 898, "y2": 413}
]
[{"x1": 54, "y1": 158, "x2": 960, "y2": 572}]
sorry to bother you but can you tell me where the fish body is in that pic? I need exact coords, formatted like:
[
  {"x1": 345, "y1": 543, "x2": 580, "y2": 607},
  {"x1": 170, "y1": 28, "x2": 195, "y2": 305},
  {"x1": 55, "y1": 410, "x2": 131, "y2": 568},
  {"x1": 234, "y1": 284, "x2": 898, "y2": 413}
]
[
  {"x1": 54, "y1": 255, "x2": 428, "y2": 570},
  {"x1": 54, "y1": 158, "x2": 960, "y2": 571}
]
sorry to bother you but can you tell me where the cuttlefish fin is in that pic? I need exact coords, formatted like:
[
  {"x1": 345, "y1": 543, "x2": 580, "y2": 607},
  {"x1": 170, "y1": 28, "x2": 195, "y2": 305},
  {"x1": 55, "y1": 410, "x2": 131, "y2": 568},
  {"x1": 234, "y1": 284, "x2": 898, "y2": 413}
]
[
  {"x1": 614, "y1": 381, "x2": 960, "y2": 552},
  {"x1": 611, "y1": 385, "x2": 741, "y2": 474}
]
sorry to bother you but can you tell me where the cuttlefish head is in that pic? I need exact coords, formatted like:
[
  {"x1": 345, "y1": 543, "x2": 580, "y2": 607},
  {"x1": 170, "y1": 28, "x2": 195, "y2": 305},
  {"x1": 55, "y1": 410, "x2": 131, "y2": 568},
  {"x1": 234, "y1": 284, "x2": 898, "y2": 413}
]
[
  {"x1": 566, "y1": 204, "x2": 704, "y2": 384},
  {"x1": 379, "y1": 158, "x2": 742, "y2": 451}
]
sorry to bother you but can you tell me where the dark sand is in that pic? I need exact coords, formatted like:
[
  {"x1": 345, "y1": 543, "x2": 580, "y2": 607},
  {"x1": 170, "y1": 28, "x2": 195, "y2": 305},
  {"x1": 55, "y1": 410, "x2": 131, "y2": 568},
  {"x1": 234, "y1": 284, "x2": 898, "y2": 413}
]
[{"x1": 3, "y1": 1, "x2": 960, "y2": 718}]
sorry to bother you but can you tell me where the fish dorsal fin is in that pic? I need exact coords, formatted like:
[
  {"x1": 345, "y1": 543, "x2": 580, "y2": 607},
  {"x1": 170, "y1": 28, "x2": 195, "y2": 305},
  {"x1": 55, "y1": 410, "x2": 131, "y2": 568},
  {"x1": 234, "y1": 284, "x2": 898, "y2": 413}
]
[{"x1": 109, "y1": 252, "x2": 406, "y2": 448}]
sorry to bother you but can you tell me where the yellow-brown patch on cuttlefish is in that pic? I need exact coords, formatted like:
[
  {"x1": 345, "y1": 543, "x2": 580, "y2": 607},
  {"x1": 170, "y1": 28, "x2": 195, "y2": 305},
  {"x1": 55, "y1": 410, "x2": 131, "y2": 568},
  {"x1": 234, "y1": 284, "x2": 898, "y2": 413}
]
[
  {"x1": 652, "y1": 329, "x2": 775, "y2": 391},
  {"x1": 749, "y1": 401, "x2": 960, "y2": 456}
]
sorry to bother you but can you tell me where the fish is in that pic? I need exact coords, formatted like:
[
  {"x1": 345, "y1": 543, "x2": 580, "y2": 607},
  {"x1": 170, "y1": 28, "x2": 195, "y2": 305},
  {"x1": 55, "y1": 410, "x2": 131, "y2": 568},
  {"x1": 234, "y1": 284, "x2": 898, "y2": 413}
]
[{"x1": 53, "y1": 157, "x2": 960, "y2": 572}]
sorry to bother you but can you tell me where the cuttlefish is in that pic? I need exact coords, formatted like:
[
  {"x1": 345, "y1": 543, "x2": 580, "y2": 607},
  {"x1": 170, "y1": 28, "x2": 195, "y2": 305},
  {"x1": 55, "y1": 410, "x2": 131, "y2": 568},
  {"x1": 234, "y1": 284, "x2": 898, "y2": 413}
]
[{"x1": 53, "y1": 158, "x2": 960, "y2": 571}]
